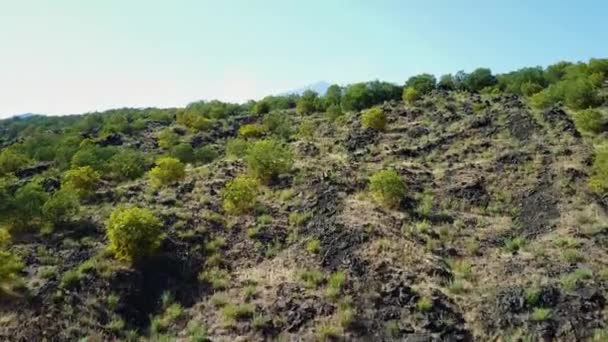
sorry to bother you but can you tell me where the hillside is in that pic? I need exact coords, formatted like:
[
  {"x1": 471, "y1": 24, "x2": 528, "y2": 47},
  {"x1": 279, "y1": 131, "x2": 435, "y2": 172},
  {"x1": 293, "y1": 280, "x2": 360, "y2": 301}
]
[{"x1": 1, "y1": 60, "x2": 608, "y2": 341}]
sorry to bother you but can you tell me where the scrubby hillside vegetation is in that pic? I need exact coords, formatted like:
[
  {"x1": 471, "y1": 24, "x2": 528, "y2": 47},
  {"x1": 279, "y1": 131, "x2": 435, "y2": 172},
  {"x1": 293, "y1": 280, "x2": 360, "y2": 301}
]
[{"x1": 1, "y1": 58, "x2": 608, "y2": 341}]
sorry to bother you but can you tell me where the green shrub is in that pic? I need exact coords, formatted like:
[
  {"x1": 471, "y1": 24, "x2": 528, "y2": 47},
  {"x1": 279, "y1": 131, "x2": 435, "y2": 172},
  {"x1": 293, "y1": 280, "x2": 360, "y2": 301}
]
[
  {"x1": 573, "y1": 109, "x2": 604, "y2": 133},
  {"x1": 106, "y1": 207, "x2": 163, "y2": 261},
  {"x1": 222, "y1": 176, "x2": 258, "y2": 215},
  {"x1": 245, "y1": 139, "x2": 293, "y2": 183},
  {"x1": 296, "y1": 90, "x2": 318, "y2": 115},
  {"x1": 361, "y1": 107, "x2": 387, "y2": 130},
  {"x1": 325, "y1": 104, "x2": 343, "y2": 121},
  {"x1": 148, "y1": 157, "x2": 185, "y2": 188},
  {"x1": 0, "y1": 149, "x2": 29, "y2": 175},
  {"x1": 325, "y1": 84, "x2": 342, "y2": 106},
  {"x1": 403, "y1": 86, "x2": 420, "y2": 104},
  {"x1": 298, "y1": 119, "x2": 315, "y2": 139},
  {"x1": 589, "y1": 144, "x2": 608, "y2": 194},
  {"x1": 43, "y1": 190, "x2": 79, "y2": 225},
  {"x1": 63, "y1": 166, "x2": 101, "y2": 199},
  {"x1": 71, "y1": 145, "x2": 117, "y2": 172},
  {"x1": 521, "y1": 82, "x2": 544, "y2": 96},
  {"x1": 10, "y1": 182, "x2": 49, "y2": 230},
  {"x1": 405, "y1": 74, "x2": 436, "y2": 94},
  {"x1": 108, "y1": 149, "x2": 148, "y2": 180},
  {"x1": 171, "y1": 143, "x2": 196, "y2": 163},
  {"x1": 226, "y1": 138, "x2": 250, "y2": 158},
  {"x1": 195, "y1": 145, "x2": 218, "y2": 164},
  {"x1": 369, "y1": 169, "x2": 406, "y2": 207},
  {"x1": 239, "y1": 123, "x2": 266, "y2": 139},
  {"x1": 0, "y1": 249, "x2": 24, "y2": 288},
  {"x1": 531, "y1": 308, "x2": 552, "y2": 322},
  {"x1": 157, "y1": 129, "x2": 180, "y2": 149},
  {"x1": 262, "y1": 111, "x2": 293, "y2": 138},
  {"x1": 252, "y1": 101, "x2": 270, "y2": 115},
  {"x1": 564, "y1": 78, "x2": 600, "y2": 110}
]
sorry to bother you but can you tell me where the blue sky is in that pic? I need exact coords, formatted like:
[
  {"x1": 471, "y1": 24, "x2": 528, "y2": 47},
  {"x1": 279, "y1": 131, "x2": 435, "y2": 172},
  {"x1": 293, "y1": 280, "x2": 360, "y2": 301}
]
[{"x1": 0, "y1": 0, "x2": 606, "y2": 117}]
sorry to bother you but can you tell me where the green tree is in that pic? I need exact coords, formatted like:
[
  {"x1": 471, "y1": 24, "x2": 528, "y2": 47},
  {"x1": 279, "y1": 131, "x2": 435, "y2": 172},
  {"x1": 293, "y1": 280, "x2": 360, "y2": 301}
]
[
  {"x1": 405, "y1": 74, "x2": 436, "y2": 94},
  {"x1": 564, "y1": 78, "x2": 600, "y2": 110},
  {"x1": 222, "y1": 176, "x2": 259, "y2": 215},
  {"x1": 325, "y1": 84, "x2": 342, "y2": 106},
  {"x1": 296, "y1": 90, "x2": 319, "y2": 115},
  {"x1": 438, "y1": 74, "x2": 456, "y2": 90},
  {"x1": 148, "y1": 157, "x2": 185, "y2": 188},
  {"x1": 341, "y1": 83, "x2": 372, "y2": 111},
  {"x1": 464, "y1": 68, "x2": 497, "y2": 92},
  {"x1": 361, "y1": 107, "x2": 387, "y2": 130},
  {"x1": 252, "y1": 101, "x2": 270, "y2": 115},
  {"x1": 246, "y1": 139, "x2": 293, "y2": 183},
  {"x1": 106, "y1": 207, "x2": 163, "y2": 261}
]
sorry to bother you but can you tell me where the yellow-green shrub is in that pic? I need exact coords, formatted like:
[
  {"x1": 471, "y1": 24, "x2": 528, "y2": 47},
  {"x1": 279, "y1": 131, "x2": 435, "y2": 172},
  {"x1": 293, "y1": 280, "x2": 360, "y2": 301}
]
[
  {"x1": 574, "y1": 109, "x2": 605, "y2": 134},
  {"x1": 106, "y1": 207, "x2": 163, "y2": 261},
  {"x1": 245, "y1": 139, "x2": 293, "y2": 183},
  {"x1": 43, "y1": 190, "x2": 80, "y2": 225},
  {"x1": 239, "y1": 124, "x2": 266, "y2": 139},
  {"x1": 369, "y1": 169, "x2": 406, "y2": 207},
  {"x1": 148, "y1": 157, "x2": 185, "y2": 188},
  {"x1": 63, "y1": 166, "x2": 101, "y2": 199},
  {"x1": 222, "y1": 176, "x2": 258, "y2": 215},
  {"x1": 403, "y1": 86, "x2": 420, "y2": 104},
  {"x1": 361, "y1": 107, "x2": 387, "y2": 131}
]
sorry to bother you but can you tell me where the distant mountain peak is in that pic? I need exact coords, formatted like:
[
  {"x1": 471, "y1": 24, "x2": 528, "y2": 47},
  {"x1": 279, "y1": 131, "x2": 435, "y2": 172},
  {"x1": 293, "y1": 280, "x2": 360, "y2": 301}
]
[{"x1": 280, "y1": 81, "x2": 331, "y2": 96}]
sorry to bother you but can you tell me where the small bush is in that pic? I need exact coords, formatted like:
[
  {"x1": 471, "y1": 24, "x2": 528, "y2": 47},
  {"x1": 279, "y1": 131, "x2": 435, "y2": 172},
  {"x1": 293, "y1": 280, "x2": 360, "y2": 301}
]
[
  {"x1": 300, "y1": 270, "x2": 325, "y2": 288},
  {"x1": 531, "y1": 308, "x2": 552, "y2": 322},
  {"x1": 157, "y1": 129, "x2": 180, "y2": 149},
  {"x1": 298, "y1": 119, "x2": 315, "y2": 140},
  {"x1": 306, "y1": 239, "x2": 321, "y2": 254},
  {"x1": 361, "y1": 107, "x2": 387, "y2": 131},
  {"x1": 196, "y1": 145, "x2": 219, "y2": 164},
  {"x1": 246, "y1": 139, "x2": 293, "y2": 183},
  {"x1": 43, "y1": 190, "x2": 79, "y2": 225},
  {"x1": 63, "y1": 166, "x2": 101, "y2": 199},
  {"x1": 262, "y1": 111, "x2": 293, "y2": 138},
  {"x1": 108, "y1": 149, "x2": 148, "y2": 180},
  {"x1": 416, "y1": 296, "x2": 433, "y2": 312},
  {"x1": 239, "y1": 124, "x2": 266, "y2": 139},
  {"x1": 326, "y1": 271, "x2": 347, "y2": 299},
  {"x1": 222, "y1": 176, "x2": 258, "y2": 215},
  {"x1": 589, "y1": 144, "x2": 608, "y2": 194},
  {"x1": 289, "y1": 211, "x2": 313, "y2": 227},
  {"x1": 325, "y1": 104, "x2": 343, "y2": 121},
  {"x1": 170, "y1": 143, "x2": 196, "y2": 163},
  {"x1": 0, "y1": 149, "x2": 29, "y2": 175},
  {"x1": 521, "y1": 82, "x2": 543, "y2": 96},
  {"x1": 0, "y1": 249, "x2": 24, "y2": 287},
  {"x1": 403, "y1": 86, "x2": 420, "y2": 104},
  {"x1": 148, "y1": 157, "x2": 185, "y2": 188},
  {"x1": 226, "y1": 138, "x2": 250, "y2": 158},
  {"x1": 369, "y1": 169, "x2": 406, "y2": 207},
  {"x1": 573, "y1": 109, "x2": 604, "y2": 134},
  {"x1": 106, "y1": 207, "x2": 164, "y2": 261}
]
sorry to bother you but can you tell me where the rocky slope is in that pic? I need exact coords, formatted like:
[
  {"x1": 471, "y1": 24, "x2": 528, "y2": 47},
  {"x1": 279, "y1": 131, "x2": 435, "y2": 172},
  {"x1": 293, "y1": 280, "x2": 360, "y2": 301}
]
[{"x1": 1, "y1": 91, "x2": 608, "y2": 341}]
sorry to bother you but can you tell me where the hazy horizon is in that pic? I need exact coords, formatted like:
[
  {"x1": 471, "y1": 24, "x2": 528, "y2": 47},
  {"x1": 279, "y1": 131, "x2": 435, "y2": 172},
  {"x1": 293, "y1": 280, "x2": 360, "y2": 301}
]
[{"x1": 1, "y1": 0, "x2": 607, "y2": 118}]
